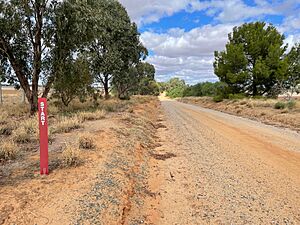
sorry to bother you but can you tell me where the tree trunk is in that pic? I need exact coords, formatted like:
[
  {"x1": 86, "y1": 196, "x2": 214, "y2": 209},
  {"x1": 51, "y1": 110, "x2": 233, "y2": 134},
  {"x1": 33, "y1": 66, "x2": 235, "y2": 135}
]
[
  {"x1": 0, "y1": 82, "x2": 2, "y2": 104},
  {"x1": 104, "y1": 75, "x2": 110, "y2": 99}
]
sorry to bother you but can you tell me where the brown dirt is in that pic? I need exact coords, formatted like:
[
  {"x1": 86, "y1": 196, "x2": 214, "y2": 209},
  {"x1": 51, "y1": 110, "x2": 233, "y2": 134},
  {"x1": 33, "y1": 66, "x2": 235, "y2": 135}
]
[
  {"x1": 140, "y1": 99, "x2": 300, "y2": 224},
  {"x1": 1, "y1": 97, "x2": 300, "y2": 224},
  {"x1": 0, "y1": 97, "x2": 162, "y2": 225},
  {"x1": 179, "y1": 97, "x2": 300, "y2": 132}
]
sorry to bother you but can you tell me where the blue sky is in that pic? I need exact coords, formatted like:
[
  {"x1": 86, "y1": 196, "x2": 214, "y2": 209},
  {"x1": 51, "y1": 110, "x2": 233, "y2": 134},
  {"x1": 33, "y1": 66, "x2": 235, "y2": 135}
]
[{"x1": 119, "y1": 0, "x2": 300, "y2": 84}]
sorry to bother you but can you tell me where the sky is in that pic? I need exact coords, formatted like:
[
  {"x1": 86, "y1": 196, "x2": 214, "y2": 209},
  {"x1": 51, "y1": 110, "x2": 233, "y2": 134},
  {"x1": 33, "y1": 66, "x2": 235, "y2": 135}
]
[{"x1": 119, "y1": 0, "x2": 300, "y2": 84}]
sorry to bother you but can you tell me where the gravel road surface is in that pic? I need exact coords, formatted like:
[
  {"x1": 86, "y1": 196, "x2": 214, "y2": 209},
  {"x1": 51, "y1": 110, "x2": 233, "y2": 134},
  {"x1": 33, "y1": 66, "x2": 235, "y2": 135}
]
[{"x1": 146, "y1": 99, "x2": 300, "y2": 225}]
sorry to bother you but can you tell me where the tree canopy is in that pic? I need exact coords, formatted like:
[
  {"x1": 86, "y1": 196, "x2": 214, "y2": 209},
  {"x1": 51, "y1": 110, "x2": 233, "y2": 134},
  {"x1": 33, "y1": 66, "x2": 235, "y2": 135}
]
[
  {"x1": 214, "y1": 22, "x2": 288, "y2": 97},
  {"x1": 0, "y1": 0, "x2": 156, "y2": 113}
]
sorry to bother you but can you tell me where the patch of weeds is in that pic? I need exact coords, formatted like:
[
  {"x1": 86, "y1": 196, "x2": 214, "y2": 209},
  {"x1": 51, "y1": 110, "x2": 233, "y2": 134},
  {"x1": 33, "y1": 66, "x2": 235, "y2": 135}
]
[
  {"x1": 79, "y1": 133, "x2": 96, "y2": 150},
  {"x1": 0, "y1": 140, "x2": 19, "y2": 161},
  {"x1": 274, "y1": 102, "x2": 286, "y2": 110},
  {"x1": 61, "y1": 144, "x2": 82, "y2": 167}
]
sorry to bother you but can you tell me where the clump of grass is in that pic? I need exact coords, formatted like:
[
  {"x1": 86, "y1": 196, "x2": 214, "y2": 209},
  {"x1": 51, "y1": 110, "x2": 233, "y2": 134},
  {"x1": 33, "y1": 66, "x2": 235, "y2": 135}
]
[
  {"x1": 0, "y1": 140, "x2": 19, "y2": 161},
  {"x1": 22, "y1": 117, "x2": 39, "y2": 134},
  {"x1": 287, "y1": 100, "x2": 296, "y2": 110},
  {"x1": 0, "y1": 111, "x2": 8, "y2": 125},
  {"x1": 77, "y1": 110, "x2": 106, "y2": 122},
  {"x1": 274, "y1": 101, "x2": 286, "y2": 110},
  {"x1": 0, "y1": 124, "x2": 14, "y2": 136},
  {"x1": 79, "y1": 133, "x2": 96, "y2": 150},
  {"x1": 12, "y1": 117, "x2": 39, "y2": 143},
  {"x1": 53, "y1": 116, "x2": 81, "y2": 133},
  {"x1": 12, "y1": 127, "x2": 32, "y2": 143},
  {"x1": 61, "y1": 144, "x2": 81, "y2": 167}
]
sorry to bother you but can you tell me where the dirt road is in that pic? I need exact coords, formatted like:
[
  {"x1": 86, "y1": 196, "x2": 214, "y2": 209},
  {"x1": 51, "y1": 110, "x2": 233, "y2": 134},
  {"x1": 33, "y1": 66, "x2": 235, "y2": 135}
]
[{"x1": 143, "y1": 99, "x2": 300, "y2": 224}]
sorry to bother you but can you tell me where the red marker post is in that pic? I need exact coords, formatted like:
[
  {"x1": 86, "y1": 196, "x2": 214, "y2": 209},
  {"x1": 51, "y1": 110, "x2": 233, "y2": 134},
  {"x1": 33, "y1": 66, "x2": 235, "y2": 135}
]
[{"x1": 38, "y1": 98, "x2": 49, "y2": 175}]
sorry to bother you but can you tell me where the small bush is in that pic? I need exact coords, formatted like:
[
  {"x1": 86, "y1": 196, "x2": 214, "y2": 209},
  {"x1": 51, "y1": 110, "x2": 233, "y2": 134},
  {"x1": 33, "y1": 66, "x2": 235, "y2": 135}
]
[
  {"x1": 61, "y1": 144, "x2": 81, "y2": 167},
  {"x1": 53, "y1": 117, "x2": 81, "y2": 133},
  {"x1": 79, "y1": 133, "x2": 96, "y2": 150},
  {"x1": 77, "y1": 110, "x2": 106, "y2": 122},
  {"x1": 287, "y1": 100, "x2": 296, "y2": 110},
  {"x1": 0, "y1": 140, "x2": 19, "y2": 161},
  {"x1": 274, "y1": 102, "x2": 286, "y2": 110},
  {"x1": 213, "y1": 95, "x2": 224, "y2": 102}
]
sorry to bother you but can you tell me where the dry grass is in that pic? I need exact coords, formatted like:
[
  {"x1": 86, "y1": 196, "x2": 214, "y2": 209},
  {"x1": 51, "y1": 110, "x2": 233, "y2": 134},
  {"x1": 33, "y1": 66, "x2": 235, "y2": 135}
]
[
  {"x1": 61, "y1": 144, "x2": 82, "y2": 167},
  {"x1": 0, "y1": 111, "x2": 9, "y2": 125},
  {"x1": 77, "y1": 110, "x2": 106, "y2": 122},
  {"x1": 0, "y1": 140, "x2": 19, "y2": 161},
  {"x1": 52, "y1": 116, "x2": 82, "y2": 134},
  {"x1": 12, "y1": 127, "x2": 32, "y2": 143},
  {"x1": 0, "y1": 103, "x2": 29, "y2": 117},
  {"x1": 79, "y1": 133, "x2": 96, "y2": 150},
  {"x1": 11, "y1": 117, "x2": 39, "y2": 143}
]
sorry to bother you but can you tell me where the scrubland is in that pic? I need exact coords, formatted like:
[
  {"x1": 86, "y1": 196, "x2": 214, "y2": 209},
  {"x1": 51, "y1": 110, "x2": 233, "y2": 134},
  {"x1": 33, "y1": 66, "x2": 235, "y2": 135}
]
[{"x1": 0, "y1": 94, "x2": 163, "y2": 224}]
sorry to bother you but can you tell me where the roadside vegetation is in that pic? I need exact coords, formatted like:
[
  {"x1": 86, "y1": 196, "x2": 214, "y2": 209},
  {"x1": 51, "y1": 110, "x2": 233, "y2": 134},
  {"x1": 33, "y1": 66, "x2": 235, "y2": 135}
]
[
  {"x1": 158, "y1": 22, "x2": 300, "y2": 131},
  {"x1": 0, "y1": 0, "x2": 160, "y2": 114},
  {"x1": 161, "y1": 22, "x2": 299, "y2": 102}
]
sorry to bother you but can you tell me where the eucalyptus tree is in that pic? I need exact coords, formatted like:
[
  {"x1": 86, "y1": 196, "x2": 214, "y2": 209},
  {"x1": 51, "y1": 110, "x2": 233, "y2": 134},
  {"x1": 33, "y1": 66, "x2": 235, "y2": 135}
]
[
  {"x1": 0, "y1": 0, "x2": 58, "y2": 113},
  {"x1": 0, "y1": 0, "x2": 96, "y2": 113},
  {"x1": 87, "y1": 0, "x2": 147, "y2": 99}
]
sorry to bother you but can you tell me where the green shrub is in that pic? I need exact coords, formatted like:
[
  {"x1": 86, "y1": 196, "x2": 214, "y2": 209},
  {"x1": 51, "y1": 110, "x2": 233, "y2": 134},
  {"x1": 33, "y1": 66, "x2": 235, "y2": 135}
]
[
  {"x1": 274, "y1": 102, "x2": 286, "y2": 109},
  {"x1": 287, "y1": 100, "x2": 296, "y2": 110},
  {"x1": 213, "y1": 95, "x2": 224, "y2": 102}
]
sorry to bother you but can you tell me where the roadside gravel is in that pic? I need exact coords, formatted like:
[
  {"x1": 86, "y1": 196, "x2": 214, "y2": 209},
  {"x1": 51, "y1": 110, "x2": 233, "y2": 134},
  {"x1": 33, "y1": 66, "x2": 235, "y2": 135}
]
[{"x1": 144, "y1": 99, "x2": 300, "y2": 224}]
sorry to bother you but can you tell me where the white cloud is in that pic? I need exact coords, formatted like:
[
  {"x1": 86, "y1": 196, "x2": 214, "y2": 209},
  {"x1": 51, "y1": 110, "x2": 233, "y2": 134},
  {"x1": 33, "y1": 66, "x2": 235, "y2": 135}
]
[
  {"x1": 141, "y1": 24, "x2": 234, "y2": 58},
  {"x1": 119, "y1": 0, "x2": 300, "y2": 25},
  {"x1": 118, "y1": 0, "x2": 199, "y2": 25},
  {"x1": 141, "y1": 24, "x2": 235, "y2": 83},
  {"x1": 118, "y1": 0, "x2": 300, "y2": 83}
]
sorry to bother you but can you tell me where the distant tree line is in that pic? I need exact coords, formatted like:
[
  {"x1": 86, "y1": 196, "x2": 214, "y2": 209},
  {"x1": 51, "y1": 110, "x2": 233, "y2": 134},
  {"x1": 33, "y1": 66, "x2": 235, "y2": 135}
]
[
  {"x1": 162, "y1": 22, "x2": 300, "y2": 101},
  {"x1": 0, "y1": 0, "x2": 158, "y2": 114}
]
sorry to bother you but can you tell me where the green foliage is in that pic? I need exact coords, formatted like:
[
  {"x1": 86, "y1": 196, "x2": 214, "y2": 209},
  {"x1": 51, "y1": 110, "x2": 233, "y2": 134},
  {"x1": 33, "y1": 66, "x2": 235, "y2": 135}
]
[
  {"x1": 167, "y1": 86, "x2": 186, "y2": 98},
  {"x1": 136, "y1": 78, "x2": 160, "y2": 96},
  {"x1": 52, "y1": 58, "x2": 93, "y2": 106},
  {"x1": 274, "y1": 102, "x2": 286, "y2": 109},
  {"x1": 228, "y1": 93, "x2": 246, "y2": 100},
  {"x1": 164, "y1": 78, "x2": 187, "y2": 98},
  {"x1": 183, "y1": 81, "x2": 230, "y2": 99},
  {"x1": 279, "y1": 43, "x2": 300, "y2": 98},
  {"x1": 213, "y1": 95, "x2": 224, "y2": 102},
  {"x1": 214, "y1": 22, "x2": 287, "y2": 97}
]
